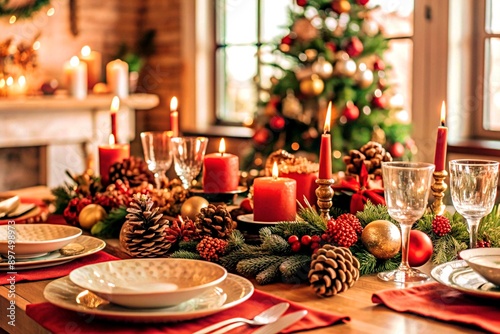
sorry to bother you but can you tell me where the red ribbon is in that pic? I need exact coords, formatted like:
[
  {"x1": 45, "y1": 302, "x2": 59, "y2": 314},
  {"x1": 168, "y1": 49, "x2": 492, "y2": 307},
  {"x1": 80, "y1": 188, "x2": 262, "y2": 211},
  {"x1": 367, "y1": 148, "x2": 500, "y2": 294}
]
[{"x1": 333, "y1": 164, "x2": 385, "y2": 214}]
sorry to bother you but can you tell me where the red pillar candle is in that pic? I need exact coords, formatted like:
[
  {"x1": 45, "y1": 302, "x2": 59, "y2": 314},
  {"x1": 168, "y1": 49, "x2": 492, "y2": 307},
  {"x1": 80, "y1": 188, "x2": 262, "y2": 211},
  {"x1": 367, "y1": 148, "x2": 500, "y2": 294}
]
[
  {"x1": 110, "y1": 96, "x2": 120, "y2": 141},
  {"x1": 433, "y1": 101, "x2": 448, "y2": 171},
  {"x1": 282, "y1": 171, "x2": 318, "y2": 209},
  {"x1": 170, "y1": 96, "x2": 179, "y2": 137},
  {"x1": 203, "y1": 138, "x2": 240, "y2": 193},
  {"x1": 318, "y1": 102, "x2": 333, "y2": 179},
  {"x1": 98, "y1": 134, "x2": 130, "y2": 186},
  {"x1": 253, "y1": 162, "x2": 297, "y2": 222}
]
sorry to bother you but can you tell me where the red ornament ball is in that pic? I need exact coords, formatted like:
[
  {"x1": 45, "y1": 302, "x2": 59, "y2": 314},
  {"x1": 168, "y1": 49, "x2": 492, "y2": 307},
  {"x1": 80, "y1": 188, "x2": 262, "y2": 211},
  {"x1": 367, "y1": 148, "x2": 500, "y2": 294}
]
[
  {"x1": 357, "y1": 0, "x2": 370, "y2": 6},
  {"x1": 252, "y1": 128, "x2": 271, "y2": 145},
  {"x1": 288, "y1": 235, "x2": 299, "y2": 244},
  {"x1": 408, "y1": 230, "x2": 433, "y2": 267},
  {"x1": 325, "y1": 42, "x2": 337, "y2": 53},
  {"x1": 281, "y1": 34, "x2": 293, "y2": 45},
  {"x1": 269, "y1": 115, "x2": 285, "y2": 131},
  {"x1": 373, "y1": 59, "x2": 385, "y2": 71},
  {"x1": 297, "y1": 0, "x2": 308, "y2": 6},
  {"x1": 345, "y1": 37, "x2": 364, "y2": 58},
  {"x1": 372, "y1": 93, "x2": 387, "y2": 109},
  {"x1": 342, "y1": 101, "x2": 360, "y2": 122},
  {"x1": 291, "y1": 241, "x2": 301, "y2": 252},
  {"x1": 301, "y1": 235, "x2": 312, "y2": 246},
  {"x1": 389, "y1": 142, "x2": 405, "y2": 158}
]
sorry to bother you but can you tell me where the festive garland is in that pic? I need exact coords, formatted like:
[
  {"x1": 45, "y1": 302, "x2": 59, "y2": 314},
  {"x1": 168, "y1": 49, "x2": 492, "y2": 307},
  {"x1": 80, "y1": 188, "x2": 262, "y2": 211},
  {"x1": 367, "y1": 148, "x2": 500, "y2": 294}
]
[{"x1": 0, "y1": 0, "x2": 51, "y2": 18}]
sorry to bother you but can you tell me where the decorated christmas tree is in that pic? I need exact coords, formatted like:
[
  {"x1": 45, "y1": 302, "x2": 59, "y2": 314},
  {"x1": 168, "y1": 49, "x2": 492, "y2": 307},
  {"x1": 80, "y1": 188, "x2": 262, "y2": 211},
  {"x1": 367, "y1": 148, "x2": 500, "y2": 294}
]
[{"x1": 248, "y1": 0, "x2": 414, "y2": 171}]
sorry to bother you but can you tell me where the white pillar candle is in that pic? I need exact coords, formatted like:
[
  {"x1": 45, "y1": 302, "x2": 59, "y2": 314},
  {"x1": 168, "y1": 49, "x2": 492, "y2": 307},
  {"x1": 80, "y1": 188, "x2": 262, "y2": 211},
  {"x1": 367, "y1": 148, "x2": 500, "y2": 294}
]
[
  {"x1": 80, "y1": 45, "x2": 102, "y2": 90},
  {"x1": 106, "y1": 59, "x2": 129, "y2": 98},
  {"x1": 64, "y1": 56, "x2": 88, "y2": 99}
]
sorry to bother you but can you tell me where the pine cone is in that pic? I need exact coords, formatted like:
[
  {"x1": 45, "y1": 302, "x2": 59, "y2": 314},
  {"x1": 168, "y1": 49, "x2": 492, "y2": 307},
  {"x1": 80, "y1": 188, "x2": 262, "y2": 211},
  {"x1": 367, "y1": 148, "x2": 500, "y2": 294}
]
[
  {"x1": 108, "y1": 156, "x2": 155, "y2": 187},
  {"x1": 432, "y1": 215, "x2": 451, "y2": 237},
  {"x1": 309, "y1": 245, "x2": 360, "y2": 297},
  {"x1": 196, "y1": 236, "x2": 228, "y2": 261},
  {"x1": 119, "y1": 193, "x2": 172, "y2": 258},
  {"x1": 324, "y1": 218, "x2": 358, "y2": 248},
  {"x1": 343, "y1": 141, "x2": 392, "y2": 178},
  {"x1": 336, "y1": 213, "x2": 363, "y2": 235},
  {"x1": 151, "y1": 179, "x2": 190, "y2": 217},
  {"x1": 164, "y1": 218, "x2": 199, "y2": 244},
  {"x1": 195, "y1": 204, "x2": 236, "y2": 238}
]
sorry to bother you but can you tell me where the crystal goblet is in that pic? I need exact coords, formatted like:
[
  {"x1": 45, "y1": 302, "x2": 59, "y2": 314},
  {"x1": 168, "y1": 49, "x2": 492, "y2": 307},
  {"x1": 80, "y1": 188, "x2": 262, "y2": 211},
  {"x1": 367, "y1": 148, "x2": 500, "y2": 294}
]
[
  {"x1": 140, "y1": 131, "x2": 173, "y2": 189},
  {"x1": 171, "y1": 136, "x2": 209, "y2": 189},
  {"x1": 379, "y1": 161, "x2": 435, "y2": 283},
  {"x1": 449, "y1": 159, "x2": 499, "y2": 248}
]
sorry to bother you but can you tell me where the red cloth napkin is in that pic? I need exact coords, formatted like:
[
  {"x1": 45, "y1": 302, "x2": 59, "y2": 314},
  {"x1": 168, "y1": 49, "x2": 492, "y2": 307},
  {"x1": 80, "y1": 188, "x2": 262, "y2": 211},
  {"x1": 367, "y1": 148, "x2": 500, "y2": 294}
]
[
  {"x1": 372, "y1": 282, "x2": 500, "y2": 333},
  {"x1": 26, "y1": 288, "x2": 349, "y2": 334},
  {"x1": 0, "y1": 251, "x2": 118, "y2": 285}
]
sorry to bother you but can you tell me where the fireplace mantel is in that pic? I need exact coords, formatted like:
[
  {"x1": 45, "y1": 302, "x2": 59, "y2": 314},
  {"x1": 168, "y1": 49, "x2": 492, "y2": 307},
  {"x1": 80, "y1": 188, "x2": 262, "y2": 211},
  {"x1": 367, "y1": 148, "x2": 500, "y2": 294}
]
[{"x1": 0, "y1": 94, "x2": 159, "y2": 189}]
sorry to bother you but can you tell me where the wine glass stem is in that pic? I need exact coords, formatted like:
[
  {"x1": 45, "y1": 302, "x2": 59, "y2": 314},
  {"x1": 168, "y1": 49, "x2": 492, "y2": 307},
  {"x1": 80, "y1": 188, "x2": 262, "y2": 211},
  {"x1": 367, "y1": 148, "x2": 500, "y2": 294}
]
[
  {"x1": 154, "y1": 172, "x2": 164, "y2": 189},
  {"x1": 468, "y1": 218, "x2": 481, "y2": 248},
  {"x1": 399, "y1": 224, "x2": 411, "y2": 270}
]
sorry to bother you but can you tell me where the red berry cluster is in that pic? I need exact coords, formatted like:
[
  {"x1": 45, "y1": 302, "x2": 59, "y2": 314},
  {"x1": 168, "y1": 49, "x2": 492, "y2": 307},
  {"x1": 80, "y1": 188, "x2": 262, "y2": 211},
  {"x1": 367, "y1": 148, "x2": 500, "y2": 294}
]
[
  {"x1": 432, "y1": 215, "x2": 451, "y2": 237},
  {"x1": 196, "y1": 236, "x2": 228, "y2": 262},
  {"x1": 288, "y1": 234, "x2": 321, "y2": 253},
  {"x1": 63, "y1": 197, "x2": 92, "y2": 226},
  {"x1": 476, "y1": 240, "x2": 491, "y2": 248},
  {"x1": 321, "y1": 214, "x2": 362, "y2": 248}
]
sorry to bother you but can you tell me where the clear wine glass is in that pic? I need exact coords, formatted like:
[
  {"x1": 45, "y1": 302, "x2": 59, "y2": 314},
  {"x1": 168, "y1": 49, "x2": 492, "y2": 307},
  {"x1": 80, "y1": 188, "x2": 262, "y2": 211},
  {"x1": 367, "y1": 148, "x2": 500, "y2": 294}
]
[
  {"x1": 140, "y1": 131, "x2": 173, "y2": 189},
  {"x1": 449, "y1": 159, "x2": 499, "y2": 248},
  {"x1": 171, "y1": 136, "x2": 209, "y2": 189},
  {"x1": 379, "y1": 161, "x2": 435, "y2": 283}
]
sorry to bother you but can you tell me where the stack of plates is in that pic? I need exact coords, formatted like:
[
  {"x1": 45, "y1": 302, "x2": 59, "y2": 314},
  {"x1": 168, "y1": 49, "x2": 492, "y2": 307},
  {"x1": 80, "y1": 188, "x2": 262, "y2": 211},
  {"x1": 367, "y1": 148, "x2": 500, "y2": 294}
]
[{"x1": 0, "y1": 224, "x2": 105, "y2": 270}]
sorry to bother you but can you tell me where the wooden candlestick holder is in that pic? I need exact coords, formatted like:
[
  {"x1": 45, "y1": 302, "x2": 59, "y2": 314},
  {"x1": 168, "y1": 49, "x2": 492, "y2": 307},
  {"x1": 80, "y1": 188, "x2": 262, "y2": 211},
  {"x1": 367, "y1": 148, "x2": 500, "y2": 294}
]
[
  {"x1": 315, "y1": 178, "x2": 334, "y2": 221},
  {"x1": 431, "y1": 170, "x2": 448, "y2": 215}
]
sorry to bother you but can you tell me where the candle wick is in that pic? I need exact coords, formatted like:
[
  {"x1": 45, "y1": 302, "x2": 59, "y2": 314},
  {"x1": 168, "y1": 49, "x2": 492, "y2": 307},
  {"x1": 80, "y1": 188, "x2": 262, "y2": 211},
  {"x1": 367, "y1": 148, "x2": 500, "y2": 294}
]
[{"x1": 441, "y1": 121, "x2": 445, "y2": 127}]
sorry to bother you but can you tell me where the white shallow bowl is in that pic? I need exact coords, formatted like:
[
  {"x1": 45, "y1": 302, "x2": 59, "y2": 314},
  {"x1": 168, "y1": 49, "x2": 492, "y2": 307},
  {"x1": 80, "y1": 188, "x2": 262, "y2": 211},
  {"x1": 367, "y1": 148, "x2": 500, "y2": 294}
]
[
  {"x1": 69, "y1": 258, "x2": 228, "y2": 308},
  {"x1": 459, "y1": 248, "x2": 500, "y2": 286},
  {"x1": 0, "y1": 224, "x2": 82, "y2": 258}
]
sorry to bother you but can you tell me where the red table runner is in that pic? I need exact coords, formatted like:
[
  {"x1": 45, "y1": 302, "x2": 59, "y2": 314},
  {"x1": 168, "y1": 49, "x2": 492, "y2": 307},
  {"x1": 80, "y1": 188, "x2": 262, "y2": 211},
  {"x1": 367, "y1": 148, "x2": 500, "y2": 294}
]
[
  {"x1": 372, "y1": 282, "x2": 500, "y2": 333},
  {"x1": 27, "y1": 289, "x2": 349, "y2": 333}
]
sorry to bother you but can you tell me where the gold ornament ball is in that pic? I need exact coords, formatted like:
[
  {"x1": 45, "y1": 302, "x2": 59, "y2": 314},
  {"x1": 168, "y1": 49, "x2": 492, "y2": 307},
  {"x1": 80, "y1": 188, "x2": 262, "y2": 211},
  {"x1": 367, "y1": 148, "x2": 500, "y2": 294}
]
[
  {"x1": 332, "y1": 0, "x2": 351, "y2": 14},
  {"x1": 361, "y1": 220, "x2": 401, "y2": 260},
  {"x1": 181, "y1": 196, "x2": 209, "y2": 220},
  {"x1": 78, "y1": 204, "x2": 107, "y2": 230},
  {"x1": 300, "y1": 74, "x2": 324, "y2": 96}
]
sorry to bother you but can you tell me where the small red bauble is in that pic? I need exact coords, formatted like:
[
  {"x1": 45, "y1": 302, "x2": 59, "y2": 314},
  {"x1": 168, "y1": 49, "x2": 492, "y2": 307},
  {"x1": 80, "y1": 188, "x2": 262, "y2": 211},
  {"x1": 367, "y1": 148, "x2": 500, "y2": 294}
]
[
  {"x1": 389, "y1": 142, "x2": 405, "y2": 158},
  {"x1": 301, "y1": 235, "x2": 312, "y2": 246},
  {"x1": 291, "y1": 241, "x2": 302, "y2": 252},
  {"x1": 297, "y1": 0, "x2": 308, "y2": 6},
  {"x1": 372, "y1": 94, "x2": 387, "y2": 109},
  {"x1": 252, "y1": 128, "x2": 271, "y2": 145},
  {"x1": 270, "y1": 115, "x2": 285, "y2": 131},
  {"x1": 345, "y1": 37, "x2": 364, "y2": 58},
  {"x1": 240, "y1": 198, "x2": 253, "y2": 213},
  {"x1": 325, "y1": 42, "x2": 337, "y2": 53},
  {"x1": 281, "y1": 34, "x2": 293, "y2": 45},
  {"x1": 357, "y1": 0, "x2": 370, "y2": 5},
  {"x1": 408, "y1": 230, "x2": 433, "y2": 267},
  {"x1": 373, "y1": 59, "x2": 385, "y2": 71},
  {"x1": 342, "y1": 101, "x2": 360, "y2": 122},
  {"x1": 311, "y1": 235, "x2": 322, "y2": 243},
  {"x1": 288, "y1": 235, "x2": 299, "y2": 244}
]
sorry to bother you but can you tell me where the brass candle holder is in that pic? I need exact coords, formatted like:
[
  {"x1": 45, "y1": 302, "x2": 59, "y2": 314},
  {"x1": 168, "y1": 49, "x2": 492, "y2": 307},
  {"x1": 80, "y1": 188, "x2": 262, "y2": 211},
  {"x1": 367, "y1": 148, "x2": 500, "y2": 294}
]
[
  {"x1": 315, "y1": 178, "x2": 335, "y2": 221},
  {"x1": 431, "y1": 170, "x2": 448, "y2": 215}
]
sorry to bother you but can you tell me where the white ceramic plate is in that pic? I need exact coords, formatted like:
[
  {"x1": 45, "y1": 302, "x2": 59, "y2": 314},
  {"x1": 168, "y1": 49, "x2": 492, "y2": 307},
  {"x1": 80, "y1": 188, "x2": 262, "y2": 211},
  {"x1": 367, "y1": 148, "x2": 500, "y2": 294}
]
[
  {"x1": 431, "y1": 260, "x2": 500, "y2": 300},
  {"x1": 237, "y1": 214, "x2": 280, "y2": 225},
  {"x1": 69, "y1": 258, "x2": 227, "y2": 308},
  {"x1": 459, "y1": 248, "x2": 500, "y2": 286},
  {"x1": 0, "y1": 224, "x2": 82, "y2": 258},
  {"x1": 0, "y1": 235, "x2": 105, "y2": 271},
  {"x1": 44, "y1": 273, "x2": 254, "y2": 323}
]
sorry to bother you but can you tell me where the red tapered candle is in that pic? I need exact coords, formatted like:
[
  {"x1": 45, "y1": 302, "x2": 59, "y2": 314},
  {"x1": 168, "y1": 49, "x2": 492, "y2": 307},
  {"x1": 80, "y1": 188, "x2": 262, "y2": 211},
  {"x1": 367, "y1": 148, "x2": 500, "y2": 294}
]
[
  {"x1": 433, "y1": 101, "x2": 448, "y2": 171},
  {"x1": 110, "y1": 96, "x2": 120, "y2": 141},
  {"x1": 170, "y1": 96, "x2": 179, "y2": 137},
  {"x1": 203, "y1": 138, "x2": 240, "y2": 193},
  {"x1": 318, "y1": 102, "x2": 332, "y2": 179}
]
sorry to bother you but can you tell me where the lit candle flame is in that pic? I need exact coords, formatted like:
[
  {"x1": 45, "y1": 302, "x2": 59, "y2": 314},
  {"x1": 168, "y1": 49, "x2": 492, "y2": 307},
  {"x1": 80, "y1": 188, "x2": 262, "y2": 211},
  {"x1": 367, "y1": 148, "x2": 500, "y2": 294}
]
[
  {"x1": 108, "y1": 134, "x2": 116, "y2": 145},
  {"x1": 272, "y1": 161, "x2": 279, "y2": 180},
  {"x1": 6, "y1": 77, "x2": 13, "y2": 87},
  {"x1": 170, "y1": 96, "x2": 178, "y2": 111},
  {"x1": 111, "y1": 96, "x2": 120, "y2": 113},
  {"x1": 70, "y1": 56, "x2": 80, "y2": 67},
  {"x1": 81, "y1": 45, "x2": 91, "y2": 57},
  {"x1": 18, "y1": 76, "x2": 26, "y2": 87},
  {"x1": 440, "y1": 101, "x2": 446, "y2": 126},
  {"x1": 219, "y1": 138, "x2": 226, "y2": 155},
  {"x1": 324, "y1": 101, "x2": 332, "y2": 134}
]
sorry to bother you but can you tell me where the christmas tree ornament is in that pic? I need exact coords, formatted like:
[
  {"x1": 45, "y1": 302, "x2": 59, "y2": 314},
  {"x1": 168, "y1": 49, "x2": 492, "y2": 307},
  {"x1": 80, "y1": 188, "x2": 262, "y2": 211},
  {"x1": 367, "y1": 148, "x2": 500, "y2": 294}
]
[
  {"x1": 432, "y1": 215, "x2": 451, "y2": 237},
  {"x1": 312, "y1": 56, "x2": 334, "y2": 78},
  {"x1": 270, "y1": 115, "x2": 286, "y2": 131},
  {"x1": 361, "y1": 19, "x2": 379, "y2": 37},
  {"x1": 373, "y1": 58, "x2": 385, "y2": 71},
  {"x1": 371, "y1": 89, "x2": 387, "y2": 109},
  {"x1": 253, "y1": 128, "x2": 272, "y2": 146},
  {"x1": 78, "y1": 203, "x2": 107, "y2": 230},
  {"x1": 195, "y1": 204, "x2": 236, "y2": 238},
  {"x1": 325, "y1": 41, "x2": 337, "y2": 53},
  {"x1": 345, "y1": 37, "x2": 364, "y2": 58},
  {"x1": 371, "y1": 126, "x2": 386, "y2": 145},
  {"x1": 358, "y1": 68, "x2": 374, "y2": 88},
  {"x1": 180, "y1": 196, "x2": 209, "y2": 220},
  {"x1": 361, "y1": 220, "x2": 401, "y2": 260},
  {"x1": 335, "y1": 58, "x2": 357, "y2": 77},
  {"x1": 309, "y1": 245, "x2": 360, "y2": 297},
  {"x1": 324, "y1": 17, "x2": 338, "y2": 32},
  {"x1": 293, "y1": 18, "x2": 318, "y2": 42},
  {"x1": 119, "y1": 194, "x2": 171, "y2": 258},
  {"x1": 357, "y1": 0, "x2": 370, "y2": 5},
  {"x1": 299, "y1": 74, "x2": 324, "y2": 96},
  {"x1": 282, "y1": 89, "x2": 303, "y2": 118},
  {"x1": 297, "y1": 0, "x2": 308, "y2": 6},
  {"x1": 389, "y1": 142, "x2": 405, "y2": 158},
  {"x1": 408, "y1": 230, "x2": 433, "y2": 267},
  {"x1": 342, "y1": 101, "x2": 360, "y2": 122},
  {"x1": 331, "y1": 0, "x2": 351, "y2": 14},
  {"x1": 305, "y1": 48, "x2": 318, "y2": 61}
]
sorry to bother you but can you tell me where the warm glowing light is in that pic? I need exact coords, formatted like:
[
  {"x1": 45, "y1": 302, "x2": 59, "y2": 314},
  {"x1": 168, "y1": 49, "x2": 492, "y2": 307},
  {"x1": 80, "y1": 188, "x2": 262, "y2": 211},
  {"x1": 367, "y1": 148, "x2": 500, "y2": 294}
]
[
  {"x1": 291, "y1": 142, "x2": 300, "y2": 151},
  {"x1": 81, "y1": 45, "x2": 91, "y2": 57},
  {"x1": 9, "y1": 16, "x2": 16, "y2": 24},
  {"x1": 170, "y1": 96, "x2": 178, "y2": 111},
  {"x1": 440, "y1": 101, "x2": 446, "y2": 126},
  {"x1": 324, "y1": 102, "x2": 332, "y2": 133},
  {"x1": 0, "y1": 79, "x2": 4, "y2": 88},
  {"x1": 272, "y1": 161, "x2": 279, "y2": 180},
  {"x1": 6, "y1": 77, "x2": 14, "y2": 86},
  {"x1": 110, "y1": 96, "x2": 120, "y2": 113},
  {"x1": 108, "y1": 134, "x2": 116, "y2": 145},
  {"x1": 219, "y1": 138, "x2": 226, "y2": 154},
  {"x1": 18, "y1": 76, "x2": 26, "y2": 86},
  {"x1": 33, "y1": 41, "x2": 41, "y2": 50},
  {"x1": 333, "y1": 150, "x2": 342, "y2": 159},
  {"x1": 47, "y1": 7, "x2": 55, "y2": 16},
  {"x1": 70, "y1": 56, "x2": 80, "y2": 67}
]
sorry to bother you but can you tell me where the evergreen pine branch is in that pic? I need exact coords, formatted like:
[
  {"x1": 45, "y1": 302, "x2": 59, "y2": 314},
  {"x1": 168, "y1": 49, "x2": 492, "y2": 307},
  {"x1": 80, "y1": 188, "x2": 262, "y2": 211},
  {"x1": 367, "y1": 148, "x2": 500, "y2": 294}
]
[
  {"x1": 226, "y1": 229, "x2": 246, "y2": 252},
  {"x1": 256, "y1": 260, "x2": 283, "y2": 285},
  {"x1": 170, "y1": 250, "x2": 202, "y2": 260},
  {"x1": 51, "y1": 184, "x2": 76, "y2": 214},
  {"x1": 279, "y1": 254, "x2": 311, "y2": 284},
  {"x1": 260, "y1": 234, "x2": 292, "y2": 255},
  {"x1": 374, "y1": 256, "x2": 400, "y2": 273},
  {"x1": 432, "y1": 234, "x2": 466, "y2": 264},
  {"x1": 268, "y1": 222, "x2": 319, "y2": 239},
  {"x1": 219, "y1": 245, "x2": 269, "y2": 272},
  {"x1": 297, "y1": 200, "x2": 327, "y2": 231},
  {"x1": 237, "y1": 255, "x2": 284, "y2": 277},
  {"x1": 353, "y1": 248, "x2": 377, "y2": 275},
  {"x1": 356, "y1": 202, "x2": 392, "y2": 227},
  {"x1": 178, "y1": 240, "x2": 199, "y2": 252},
  {"x1": 90, "y1": 206, "x2": 128, "y2": 238}
]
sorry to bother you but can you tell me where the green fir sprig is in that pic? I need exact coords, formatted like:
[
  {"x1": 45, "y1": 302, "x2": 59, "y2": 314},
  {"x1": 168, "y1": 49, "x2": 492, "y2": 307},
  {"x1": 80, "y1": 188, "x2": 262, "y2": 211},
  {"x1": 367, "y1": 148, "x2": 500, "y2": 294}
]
[{"x1": 90, "y1": 206, "x2": 128, "y2": 238}]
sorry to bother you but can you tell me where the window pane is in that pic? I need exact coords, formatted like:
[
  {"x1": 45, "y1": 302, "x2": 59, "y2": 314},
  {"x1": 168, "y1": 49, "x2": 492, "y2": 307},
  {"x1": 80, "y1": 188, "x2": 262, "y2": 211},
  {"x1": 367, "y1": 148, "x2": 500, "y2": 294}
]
[
  {"x1": 369, "y1": 0, "x2": 414, "y2": 37},
  {"x1": 220, "y1": 0, "x2": 258, "y2": 44},
  {"x1": 216, "y1": 46, "x2": 258, "y2": 123},
  {"x1": 386, "y1": 39, "x2": 413, "y2": 117},
  {"x1": 484, "y1": 38, "x2": 500, "y2": 131},
  {"x1": 261, "y1": 0, "x2": 291, "y2": 43},
  {"x1": 486, "y1": 0, "x2": 500, "y2": 33}
]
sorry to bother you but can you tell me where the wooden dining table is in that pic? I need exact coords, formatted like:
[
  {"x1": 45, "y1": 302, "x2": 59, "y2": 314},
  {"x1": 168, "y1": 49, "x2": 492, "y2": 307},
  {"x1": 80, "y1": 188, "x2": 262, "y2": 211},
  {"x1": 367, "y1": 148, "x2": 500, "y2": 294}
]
[{"x1": 0, "y1": 187, "x2": 486, "y2": 334}]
